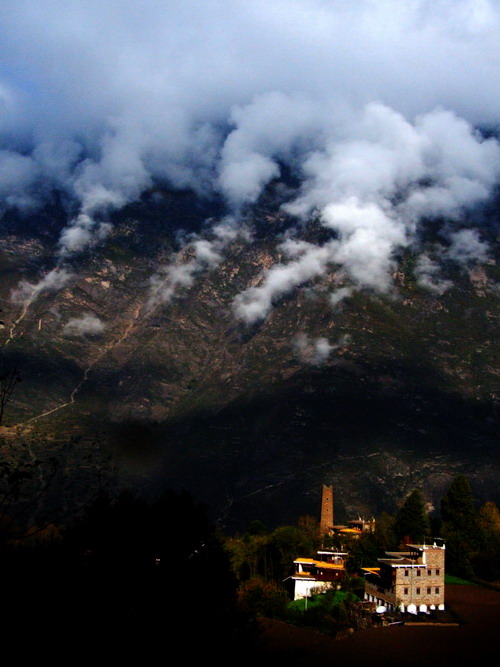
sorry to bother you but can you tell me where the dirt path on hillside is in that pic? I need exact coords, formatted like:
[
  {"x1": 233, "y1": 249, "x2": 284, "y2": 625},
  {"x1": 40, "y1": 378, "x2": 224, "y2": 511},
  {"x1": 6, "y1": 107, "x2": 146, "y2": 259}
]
[{"x1": 256, "y1": 584, "x2": 498, "y2": 665}]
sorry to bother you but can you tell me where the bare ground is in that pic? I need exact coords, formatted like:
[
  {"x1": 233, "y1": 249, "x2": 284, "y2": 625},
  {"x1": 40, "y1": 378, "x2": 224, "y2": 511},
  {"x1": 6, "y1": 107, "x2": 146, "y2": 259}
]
[{"x1": 256, "y1": 584, "x2": 499, "y2": 666}]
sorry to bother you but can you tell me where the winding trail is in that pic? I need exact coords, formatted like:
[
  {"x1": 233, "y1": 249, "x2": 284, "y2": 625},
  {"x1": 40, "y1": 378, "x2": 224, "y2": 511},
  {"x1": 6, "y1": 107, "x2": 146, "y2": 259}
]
[
  {"x1": 3, "y1": 293, "x2": 35, "y2": 348},
  {"x1": 17, "y1": 303, "x2": 144, "y2": 427}
]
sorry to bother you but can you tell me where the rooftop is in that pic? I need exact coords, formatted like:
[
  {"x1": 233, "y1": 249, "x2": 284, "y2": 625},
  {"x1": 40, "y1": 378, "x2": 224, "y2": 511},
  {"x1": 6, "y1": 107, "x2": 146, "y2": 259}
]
[
  {"x1": 338, "y1": 528, "x2": 362, "y2": 534},
  {"x1": 294, "y1": 558, "x2": 345, "y2": 570}
]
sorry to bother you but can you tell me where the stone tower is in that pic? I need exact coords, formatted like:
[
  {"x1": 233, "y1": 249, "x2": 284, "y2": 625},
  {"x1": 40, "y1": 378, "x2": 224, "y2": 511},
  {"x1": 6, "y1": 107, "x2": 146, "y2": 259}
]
[{"x1": 320, "y1": 484, "x2": 334, "y2": 538}]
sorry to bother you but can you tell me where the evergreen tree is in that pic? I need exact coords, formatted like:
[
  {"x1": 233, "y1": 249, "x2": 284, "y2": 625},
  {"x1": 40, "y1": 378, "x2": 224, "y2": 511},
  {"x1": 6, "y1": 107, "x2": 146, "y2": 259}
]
[
  {"x1": 440, "y1": 475, "x2": 480, "y2": 578},
  {"x1": 472, "y1": 501, "x2": 500, "y2": 582},
  {"x1": 374, "y1": 511, "x2": 398, "y2": 551},
  {"x1": 478, "y1": 501, "x2": 500, "y2": 543},
  {"x1": 346, "y1": 532, "x2": 380, "y2": 572},
  {"x1": 267, "y1": 524, "x2": 315, "y2": 582},
  {"x1": 396, "y1": 489, "x2": 430, "y2": 544},
  {"x1": 441, "y1": 475, "x2": 479, "y2": 538}
]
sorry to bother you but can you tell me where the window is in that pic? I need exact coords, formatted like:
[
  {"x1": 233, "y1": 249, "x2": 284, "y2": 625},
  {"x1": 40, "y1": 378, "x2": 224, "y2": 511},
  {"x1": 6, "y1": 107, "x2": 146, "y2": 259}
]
[
  {"x1": 435, "y1": 587, "x2": 440, "y2": 594},
  {"x1": 427, "y1": 569, "x2": 432, "y2": 576},
  {"x1": 436, "y1": 569, "x2": 440, "y2": 576},
  {"x1": 404, "y1": 587, "x2": 409, "y2": 595},
  {"x1": 404, "y1": 570, "x2": 409, "y2": 577},
  {"x1": 416, "y1": 587, "x2": 421, "y2": 594},
  {"x1": 416, "y1": 569, "x2": 421, "y2": 576},
  {"x1": 427, "y1": 587, "x2": 431, "y2": 594}
]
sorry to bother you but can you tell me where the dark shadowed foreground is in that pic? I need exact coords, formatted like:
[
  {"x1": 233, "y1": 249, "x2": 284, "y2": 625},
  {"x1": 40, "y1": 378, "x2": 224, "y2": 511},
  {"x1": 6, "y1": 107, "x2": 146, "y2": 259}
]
[{"x1": 256, "y1": 584, "x2": 498, "y2": 666}]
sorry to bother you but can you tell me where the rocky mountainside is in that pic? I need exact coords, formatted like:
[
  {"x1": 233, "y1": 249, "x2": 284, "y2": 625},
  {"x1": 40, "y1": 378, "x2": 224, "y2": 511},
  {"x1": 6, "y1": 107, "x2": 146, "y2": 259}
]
[{"x1": 0, "y1": 189, "x2": 498, "y2": 532}]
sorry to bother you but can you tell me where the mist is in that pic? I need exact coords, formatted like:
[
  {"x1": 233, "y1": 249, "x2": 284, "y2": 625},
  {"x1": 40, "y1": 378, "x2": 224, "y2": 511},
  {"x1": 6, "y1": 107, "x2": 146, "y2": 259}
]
[
  {"x1": 63, "y1": 312, "x2": 106, "y2": 338},
  {"x1": 1, "y1": 0, "x2": 499, "y2": 316}
]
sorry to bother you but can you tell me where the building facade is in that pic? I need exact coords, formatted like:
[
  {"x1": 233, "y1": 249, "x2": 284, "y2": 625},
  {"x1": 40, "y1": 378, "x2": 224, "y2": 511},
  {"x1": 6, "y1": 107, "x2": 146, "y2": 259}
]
[
  {"x1": 363, "y1": 543, "x2": 445, "y2": 614},
  {"x1": 292, "y1": 552, "x2": 346, "y2": 600}
]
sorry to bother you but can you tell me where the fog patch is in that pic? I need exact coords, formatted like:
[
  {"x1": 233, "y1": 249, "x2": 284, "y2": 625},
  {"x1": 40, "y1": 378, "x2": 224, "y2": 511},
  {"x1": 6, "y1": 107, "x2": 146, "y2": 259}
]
[
  {"x1": 414, "y1": 254, "x2": 453, "y2": 294},
  {"x1": 10, "y1": 268, "x2": 74, "y2": 305},
  {"x1": 63, "y1": 313, "x2": 106, "y2": 337},
  {"x1": 147, "y1": 216, "x2": 251, "y2": 310},
  {"x1": 293, "y1": 332, "x2": 351, "y2": 365}
]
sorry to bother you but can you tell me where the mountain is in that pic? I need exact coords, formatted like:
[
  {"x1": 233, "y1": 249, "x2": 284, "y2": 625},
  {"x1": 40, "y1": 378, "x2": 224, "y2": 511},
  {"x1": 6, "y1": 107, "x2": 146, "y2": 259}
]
[{"x1": 0, "y1": 187, "x2": 498, "y2": 532}]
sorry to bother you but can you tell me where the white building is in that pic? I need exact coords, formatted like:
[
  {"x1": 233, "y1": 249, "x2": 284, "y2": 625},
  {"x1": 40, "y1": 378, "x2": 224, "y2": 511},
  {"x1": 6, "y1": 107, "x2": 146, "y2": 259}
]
[{"x1": 292, "y1": 552, "x2": 347, "y2": 600}]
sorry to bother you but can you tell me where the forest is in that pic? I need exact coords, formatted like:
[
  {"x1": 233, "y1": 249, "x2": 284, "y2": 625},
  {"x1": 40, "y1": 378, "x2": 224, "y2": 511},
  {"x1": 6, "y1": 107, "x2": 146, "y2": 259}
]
[{"x1": 1, "y1": 442, "x2": 499, "y2": 658}]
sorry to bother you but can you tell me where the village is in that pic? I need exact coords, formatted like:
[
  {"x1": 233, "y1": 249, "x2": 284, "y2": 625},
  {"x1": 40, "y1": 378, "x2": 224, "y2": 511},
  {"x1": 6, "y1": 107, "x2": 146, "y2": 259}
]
[
  {"x1": 255, "y1": 482, "x2": 500, "y2": 663},
  {"x1": 290, "y1": 485, "x2": 445, "y2": 617}
]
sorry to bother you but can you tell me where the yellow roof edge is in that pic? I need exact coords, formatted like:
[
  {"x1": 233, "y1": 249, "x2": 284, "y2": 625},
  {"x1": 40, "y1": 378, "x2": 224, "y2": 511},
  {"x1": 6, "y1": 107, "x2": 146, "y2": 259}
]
[{"x1": 294, "y1": 558, "x2": 345, "y2": 569}]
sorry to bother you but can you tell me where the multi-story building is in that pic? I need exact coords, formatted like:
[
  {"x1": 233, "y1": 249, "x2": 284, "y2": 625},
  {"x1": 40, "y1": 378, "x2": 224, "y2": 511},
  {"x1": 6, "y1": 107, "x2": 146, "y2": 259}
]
[
  {"x1": 292, "y1": 552, "x2": 347, "y2": 600},
  {"x1": 363, "y1": 543, "x2": 445, "y2": 614}
]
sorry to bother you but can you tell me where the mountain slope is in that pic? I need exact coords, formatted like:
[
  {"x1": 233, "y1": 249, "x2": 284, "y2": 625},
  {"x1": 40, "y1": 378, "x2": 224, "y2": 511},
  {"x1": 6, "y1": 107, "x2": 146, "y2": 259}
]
[{"x1": 0, "y1": 193, "x2": 498, "y2": 531}]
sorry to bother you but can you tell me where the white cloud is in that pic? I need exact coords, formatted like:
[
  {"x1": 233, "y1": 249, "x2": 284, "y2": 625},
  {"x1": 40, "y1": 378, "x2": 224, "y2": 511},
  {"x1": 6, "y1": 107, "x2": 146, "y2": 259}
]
[
  {"x1": 1, "y1": 2, "x2": 499, "y2": 221},
  {"x1": 446, "y1": 229, "x2": 490, "y2": 264},
  {"x1": 293, "y1": 332, "x2": 351, "y2": 365},
  {"x1": 58, "y1": 213, "x2": 112, "y2": 257},
  {"x1": 147, "y1": 216, "x2": 250, "y2": 309},
  {"x1": 217, "y1": 91, "x2": 329, "y2": 207},
  {"x1": 0, "y1": 150, "x2": 41, "y2": 212},
  {"x1": 414, "y1": 254, "x2": 453, "y2": 294},
  {"x1": 0, "y1": 1, "x2": 499, "y2": 315},
  {"x1": 10, "y1": 268, "x2": 73, "y2": 305},
  {"x1": 63, "y1": 313, "x2": 105, "y2": 337},
  {"x1": 293, "y1": 333, "x2": 333, "y2": 365},
  {"x1": 228, "y1": 104, "x2": 499, "y2": 321},
  {"x1": 330, "y1": 287, "x2": 354, "y2": 309},
  {"x1": 233, "y1": 241, "x2": 336, "y2": 323}
]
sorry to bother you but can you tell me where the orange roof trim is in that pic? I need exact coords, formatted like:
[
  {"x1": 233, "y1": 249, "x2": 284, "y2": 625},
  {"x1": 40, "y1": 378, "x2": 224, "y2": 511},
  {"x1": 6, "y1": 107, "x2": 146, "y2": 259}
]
[{"x1": 294, "y1": 558, "x2": 345, "y2": 570}]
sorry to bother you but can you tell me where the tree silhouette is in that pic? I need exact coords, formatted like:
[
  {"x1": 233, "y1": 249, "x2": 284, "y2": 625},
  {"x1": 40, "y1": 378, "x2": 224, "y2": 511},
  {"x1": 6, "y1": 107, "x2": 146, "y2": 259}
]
[
  {"x1": 440, "y1": 475, "x2": 480, "y2": 577},
  {"x1": 0, "y1": 358, "x2": 21, "y2": 427},
  {"x1": 2, "y1": 486, "x2": 257, "y2": 659},
  {"x1": 396, "y1": 489, "x2": 430, "y2": 544}
]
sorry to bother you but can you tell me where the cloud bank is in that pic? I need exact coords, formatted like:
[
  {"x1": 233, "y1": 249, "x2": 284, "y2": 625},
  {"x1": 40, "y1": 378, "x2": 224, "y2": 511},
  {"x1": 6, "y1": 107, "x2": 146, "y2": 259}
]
[
  {"x1": 1, "y1": 1, "x2": 499, "y2": 314},
  {"x1": 234, "y1": 103, "x2": 500, "y2": 321}
]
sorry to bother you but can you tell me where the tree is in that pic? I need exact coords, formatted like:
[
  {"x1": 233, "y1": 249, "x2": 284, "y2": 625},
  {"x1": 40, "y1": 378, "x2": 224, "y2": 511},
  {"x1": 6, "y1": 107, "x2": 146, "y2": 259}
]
[
  {"x1": 346, "y1": 532, "x2": 380, "y2": 572},
  {"x1": 471, "y1": 501, "x2": 500, "y2": 582},
  {"x1": 374, "y1": 511, "x2": 398, "y2": 551},
  {"x1": 396, "y1": 489, "x2": 430, "y2": 544},
  {"x1": 441, "y1": 475, "x2": 480, "y2": 537},
  {"x1": 267, "y1": 524, "x2": 316, "y2": 582},
  {"x1": 478, "y1": 501, "x2": 500, "y2": 541},
  {"x1": 2, "y1": 486, "x2": 261, "y2": 659},
  {"x1": 440, "y1": 475, "x2": 481, "y2": 578},
  {"x1": 237, "y1": 577, "x2": 288, "y2": 618},
  {"x1": 297, "y1": 514, "x2": 322, "y2": 551},
  {"x1": 0, "y1": 452, "x2": 60, "y2": 545},
  {"x1": 225, "y1": 529, "x2": 271, "y2": 581},
  {"x1": 247, "y1": 519, "x2": 267, "y2": 536},
  {"x1": 0, "y1": 358, "x2": 21, "y2": 427}
]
